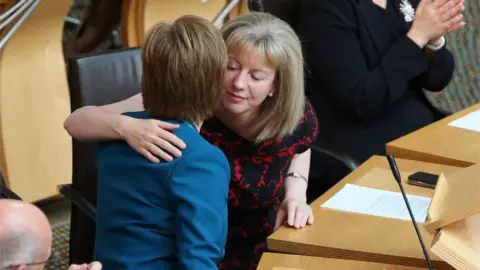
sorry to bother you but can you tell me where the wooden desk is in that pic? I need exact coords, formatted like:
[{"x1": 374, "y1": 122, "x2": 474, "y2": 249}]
[
  {"x1": 257, "y1": 253, "x2": 424, "y2": 270},
  {"x1": 386, "y1": 103, "x2": 480, "y2": 167},
  {"x1": 268, "y1": 156, "x2": 460, "y2": 269}
]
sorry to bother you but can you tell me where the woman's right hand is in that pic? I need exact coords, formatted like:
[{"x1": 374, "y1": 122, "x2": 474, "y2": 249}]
[
  {"x1": 408, "y1": 0, "x2": 465, "y2": 47},
  {"x1": 67, "y1": 261, "x2": 102, "y2": 270},
  {"x1": 118, "y1": 116, "x2": 187, "y2": 163}
]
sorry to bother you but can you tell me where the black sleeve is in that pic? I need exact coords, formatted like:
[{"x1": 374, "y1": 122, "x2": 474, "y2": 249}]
[
  {"x1": 298, "y1": 0, "x2": 429, "y2": 119},
  {"x1": 293, "y1": 100, "x2": 319, "y2": 154},
  {"x1": 420, "y1": 43, "x2": 455, "y2": 92}
]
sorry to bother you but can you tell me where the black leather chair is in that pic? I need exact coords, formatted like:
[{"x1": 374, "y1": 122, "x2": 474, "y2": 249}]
[
  {"x1": 0, "y1": 172, "x2": 22, "y2": 200},
  {"x1": 61, "y1": 47, "x2": 142, "y2": 264}
]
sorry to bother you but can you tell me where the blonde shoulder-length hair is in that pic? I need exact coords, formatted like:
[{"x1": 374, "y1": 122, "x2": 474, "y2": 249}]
[{"x1": 220, "y1": 12, "x2": 305, "y2": 142}]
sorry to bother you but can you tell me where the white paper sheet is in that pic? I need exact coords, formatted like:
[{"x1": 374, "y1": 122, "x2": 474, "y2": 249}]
[
  {"x1": 448, "y1": 109, "x2": 480, "y2": 133},
  {"x1": 322, "y1": 184, "x2": 432, "y2": 223}
]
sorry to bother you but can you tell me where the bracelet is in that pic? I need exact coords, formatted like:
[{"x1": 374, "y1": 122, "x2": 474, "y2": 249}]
[
  {"x1": 286, "y1": 172, "x2": 308, "y2": 183},
  {"x1": 425, "y1": 36, "x2": 445, "y2": 51}
]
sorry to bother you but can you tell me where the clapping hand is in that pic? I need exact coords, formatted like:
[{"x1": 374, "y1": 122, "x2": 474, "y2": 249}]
[{"x1": 408, "y1": 0, "x2": 465, "y2": 47}]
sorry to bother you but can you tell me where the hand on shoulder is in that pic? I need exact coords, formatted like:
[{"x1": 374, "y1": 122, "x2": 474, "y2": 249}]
[
  {"x1": 67, "y1": 261, "x2": 102, "y2": 270},
  {"x1": 118, "y1": 117, "x2": 186, "y2": 163}
]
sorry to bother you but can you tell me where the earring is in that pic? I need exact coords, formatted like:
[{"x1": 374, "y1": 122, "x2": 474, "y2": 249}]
[{"x1": 268, "y1": 92, "x2": 273, "y2": 97}]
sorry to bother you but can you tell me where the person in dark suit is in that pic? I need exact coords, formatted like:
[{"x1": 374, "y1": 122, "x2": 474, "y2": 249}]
[
  {"x1": 297, "y1": 0, "x2": 465, "y2": 172},
  {"x1": 93, "y1": 15, "x2": 230, "y2": 269}
]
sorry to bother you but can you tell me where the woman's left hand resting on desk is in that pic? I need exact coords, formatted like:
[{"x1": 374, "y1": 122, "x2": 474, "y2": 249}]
[
  {"x1": 275, "y1": 198, "x2": 314, "y2": 230},
  {"x1": 275, "y1": 149, "x2": 314, "y2": 230}
]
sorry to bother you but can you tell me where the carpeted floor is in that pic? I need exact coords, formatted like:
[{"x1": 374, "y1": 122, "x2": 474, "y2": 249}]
[
  {"x1": 46, "y1": 2, "x2": 479, "y2": 270},
  {"x1": 47, "y1": 223, "x2": 71, "y2": 269}
]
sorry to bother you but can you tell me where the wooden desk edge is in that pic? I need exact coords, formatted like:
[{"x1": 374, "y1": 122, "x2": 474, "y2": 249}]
[
  {"x1": 386, "y1": 103, "x2": 480, "y2": 167},
  {"x1": 258, "y1": 252, "x2": 430, "y2": 270},
  {"x1": 267, "y1": 156, "x2": 459, "y2": 269},
  {"x1": 266, "y1": 238, "x2": 451, "y2": 269},
  {"x1": 386, "y1": 143, "x2": 474, "y2": 168}
]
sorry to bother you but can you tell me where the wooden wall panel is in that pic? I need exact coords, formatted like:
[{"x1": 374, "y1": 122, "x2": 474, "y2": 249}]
[{"x1": 0, "y1": 0, "x2": 72, "y2": 202}]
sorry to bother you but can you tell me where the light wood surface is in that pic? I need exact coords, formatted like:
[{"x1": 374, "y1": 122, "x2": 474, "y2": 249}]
[
  {"x1": 426, "y1": 163, "x2": 480, "y2": 269},
  {"x1": 268, "y1": 156, "x2": 460, "y2": 269},
  {"x1": 426, "y1": 163, "x2": 480, "y2": 233},
  {"x1": 121, "y1": 0, "x2": 232, "y2": 48},
  {"x1": 431, "y1": 214, "x2": 480, "y2": 270},
  {"x1": 387, "y1": 103, "x2": 480, "y2": 167},
  {"x1": 120, "y1": 0, "x2": 146, "y2": 47},
  {"x1": 257, "y1": 253, "x2": 425, "y2": 270},
  {"x1": 0, "y1": 0, "x2": 72, "y2": 202},
  {"x1": 227, "y1": 0, "x2": 249, "y2": 20}
]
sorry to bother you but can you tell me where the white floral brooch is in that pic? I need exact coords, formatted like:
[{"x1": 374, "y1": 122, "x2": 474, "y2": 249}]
[{"x1": 399, "y1": 0, "x2": 415, "y2": 22}]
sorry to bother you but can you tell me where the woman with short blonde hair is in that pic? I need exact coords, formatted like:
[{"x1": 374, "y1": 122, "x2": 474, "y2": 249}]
[
  {"x1": 93, "y1": 16, "x2": 231, "y2": 269},
  {"x1": 64, "y1": 12, "x2": 318, "y2": 269}
]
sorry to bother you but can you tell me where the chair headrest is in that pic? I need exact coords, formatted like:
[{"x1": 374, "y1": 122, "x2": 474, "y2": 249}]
[{"x1": 67, "y1": 47, "x2": 143, "y2": 110}]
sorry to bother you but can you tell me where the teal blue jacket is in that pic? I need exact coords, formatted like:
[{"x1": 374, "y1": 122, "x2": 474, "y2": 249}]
[{"x1": 94, "y1": 111, "x2": 230, "y2": 270}]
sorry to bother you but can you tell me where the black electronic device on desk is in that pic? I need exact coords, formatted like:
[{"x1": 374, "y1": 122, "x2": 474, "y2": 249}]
[{"x1": 408, "y1": 171, "x2": 439, "y2": 189}]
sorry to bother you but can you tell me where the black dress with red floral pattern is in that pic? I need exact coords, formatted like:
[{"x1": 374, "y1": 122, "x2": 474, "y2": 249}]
[{"x1": 200, "y1": 101, "x2": 318, "y2": 270}]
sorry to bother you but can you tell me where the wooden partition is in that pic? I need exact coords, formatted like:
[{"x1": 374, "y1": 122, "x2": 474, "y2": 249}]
[
  {"x1": 121, "y1": 0, "x2": 247, "y2": 47},
  {"x1": 0, "y1": 0, "x2": 72, "y2": 202}
]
